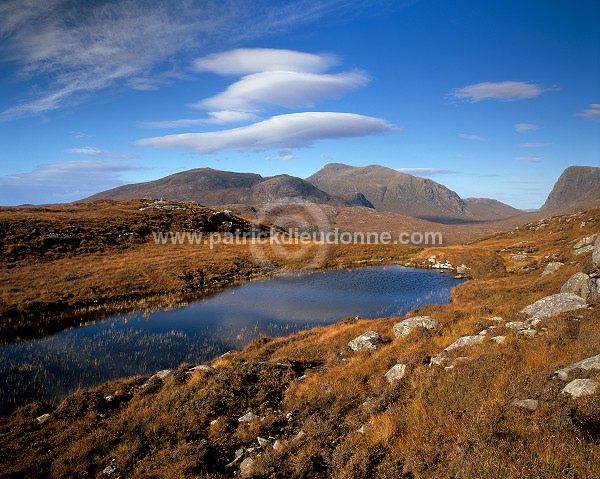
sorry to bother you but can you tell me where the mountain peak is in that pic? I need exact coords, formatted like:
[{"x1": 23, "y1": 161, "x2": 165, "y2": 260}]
[{"x1": 541, "y1": 165, "x2": 600, "y2": 210}]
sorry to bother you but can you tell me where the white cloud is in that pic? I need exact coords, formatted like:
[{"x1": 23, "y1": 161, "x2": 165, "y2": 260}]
[
  {"x1": 450, "y1": 82, "x2": 551, "y2": 102},
  {"x1": 0, "y1": 0, "x2": 378, "y2": 119},
  {"x1": 265, "y1": 150, "x2": 297, "y2": 161},
  {"x1": 576, "y1": 103, "x2": 600, "y2": 120},
  {"x1": 135, "y1": 112, "x2": 397, "y2": 154},
  {"x1": 397, "y1": 168, "x2": 459, "y2": 176},
  {"x1": 138, "y1": 111, "x2": 261, "y2": 129},
  {"x1": 0, "y1": 160, "x2": 141, "y2": 186},
  {"x1": 192, "y1": 69, "x2": 369, "y2": 112},
  {"x1": 193, "y1": 48, "x2": 338, "y2": 75},
  {"x1": 514, "y1": 157, "x2": 542, "y2": 163},
  {"x1": 519, "y1": 142, "x2": 551, "y2": 148},
  {"x1": 514, "y1": 123, "x2": 540, "y2": 133},
  {"x1": 458, "y1": 133, "x2": 485, "y2": 141},
  {"x1": 65, "y1": 146, "x2": 139, "y2": 159}
]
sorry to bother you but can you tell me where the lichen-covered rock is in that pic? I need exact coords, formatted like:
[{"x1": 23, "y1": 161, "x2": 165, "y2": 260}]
[
  {"x1": 541, "y1": 262, "x2": 563, "y2": 276},
  {"x1": 562, "y1": 379, "x2": 598, "y2": 399},
  {"x1": 553, "y1": 353, "x2": 600, "y2": 380},
  {"x1": 573, "y1": 234, "x2": 597, "y2": 250},
  {"x1": 348, "y1": 331, "x2": 383, "y2": 351},
  {"x1": 393, "y1": 316, "x2": 439, "y2": 338},
  {"x1": 384, "y1": 364, "x2": 407, "y2": 383},
  {"x1": 593, "y1": 236, "x2": 600, "y2": 268},
  {"x1": 238, "y1": 412, "x2": 259, "y2": 423},
  {"x1": 511, "y1": 398, "x2": 539, "y2": 411},
  {"x1": 561, "y1": 272, "x2": 599, "y2": 301},
  {"x1": 445, "y1": 334, "x2": 485, "y2": 352},
  {"x1": 520, "y1": 293, "x2": 588, "y2": 325}
]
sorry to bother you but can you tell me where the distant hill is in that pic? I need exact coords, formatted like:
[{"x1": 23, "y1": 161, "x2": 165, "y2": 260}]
[
  {"x1": 82, "y1": 168, "x2": 334, "y2": 206},
  {"x1": 541, "y1": 166, "x2": 600, "y2": 210},
  {"x1": 307, "y1": 163, "x2": 470, "y2": 221},
  {"x1": 463, "y1": 198, "x2": 524, "y2": 220}
]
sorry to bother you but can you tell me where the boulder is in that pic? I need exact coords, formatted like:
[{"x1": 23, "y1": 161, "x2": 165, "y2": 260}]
[
  {"x1": 384, "y1": 364, "x2": 407, "y2": 383},
  {"x1": 553, "y1": 353, "x2": 600, "y2": 380},
  {"x1": 541, "y1": 262, "x2": 563, "y2": 276},
  {"x1": 574, "y1": 245, "x2": 595, "y2": 255},
  {"x1": 238, "y1": 412, "x2": 259, "y2": 423},
  {"x1": 444, "y1": 334, "x2": 485, "y2": 352},
  {"x1": 573, "y1": 234, "x2": 597, "y2": 250},
  {"x1": 505, "y1": 321, "x2": 537, "y2": 337},
  {"x1": 150, "y1": 369, "x2": 172, "y2": 380},
  {"x1": 511, "y1": 254, "x2": 528, "y2": 261},
  {"x1": 187, "y1": 364, "x2": 216, "y2": 373},
  {"x1": 593, "y1": 236, "x2": 600, "y2": 268},
  {"x1": 348, "y1": 331, "x2": 383, "y2": 352},
  {"x1": 520, "y1": 293, "x2": 588, "y2": 325},
  {"x1": 561, "y1": 272, "x2": 599, "y2": 301},
  {"x1": 511, "y1": 398, "x2": 539, "y2": 411},
  {"x1": 562, "y1": 379, "x2": 598, "y2": 399},
  {"x1": 36, "y1": 413, "x2": 50, "y2": 424},
  {"x1": 239, "y1": 457, "x2": 255, "y2": 478},
  {"x1": 393, "y1": 316, "x2": 439, "y2": 338}
]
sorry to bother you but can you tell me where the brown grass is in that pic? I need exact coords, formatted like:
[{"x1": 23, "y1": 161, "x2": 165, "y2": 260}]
[{"x1": 0, "y1": 205, "x2": 599, "y2": 478}]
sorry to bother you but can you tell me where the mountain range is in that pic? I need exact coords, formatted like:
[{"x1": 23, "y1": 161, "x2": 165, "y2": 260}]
[{"x1": 83, "y1": 163, "x2": 600, "y2": 223}]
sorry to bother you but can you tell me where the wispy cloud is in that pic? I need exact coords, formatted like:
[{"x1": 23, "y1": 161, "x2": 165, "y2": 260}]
[
  {"x1": 65, "y1": 146, "x2": 139, "y2": 159},
  {"x1": 514, "y1": 123, "x2": 540, "y2": 133},
  {"x1": 0, "y1": 0, "x2": 383, "y2": 119},
  {"x1": 192, "y1": 69, "x2": 369, "y2": 112},
  {"x1": 480, "y1": 173, "x2": 501, "y2": 177},
  {"x1": 450, "y1": 82, "x2": 553, "y2": 102},
  {"x1": 138, "y1": 111, "x2": 261, "y2": 129},
  {"x1": 514, "y1": 157, "x2": 542, "y2": 163},
  {"x1": 265, "y1": 150, "x2": 297, "y2": 161},
  {"x1": 0, "y1": 159, "x2": 142, "y2": 204},
  {"x1": 397, "y1": 168, "x2": 459, "y2": 176},
  {"x1": 519, "y1": 142, "x2": 551, "y2": 148},
  {"x1": 458, "y1": 133, "x2": 485, "y2": 141},
  {"x1": 575, "y1": 103, "x2": 600, "y2": 120},
  {"x1": 135, "y1": 112, "x2": 397, "y2": 154}
]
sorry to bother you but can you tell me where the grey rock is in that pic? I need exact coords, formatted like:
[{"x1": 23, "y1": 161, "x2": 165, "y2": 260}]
[
  {"x1": 444, "y1": 356, "x2": 473, "y2": 370},
  {"x1": 511, "y1": 398, "x2": 539, "y2": 411},
  {"x1": 187, "y1": 364, "x2": 216, "y2": 373},
  {"x1": 593, "y1": 236, "x2": 600, "y2": 268},
  {"x1": 348, "y1": 331, "x2": 383, "y2": 352},
  {"x1": 272, "y1": 440, "x2": 283, "y2": 452},
  {"x1": 102, "y1": 465, "x2": 116, "y2": 475},
  {"x1": 505, "y1": 321, "x2": 537, "y2": 337},
  {"x1": 574, "y1": 244, "x2": 595, "y2": 255},
  {"x1": 520, "y1": 293, "x2": 588, "y2": 325},
  {"x1": 573, "y1": 234, "x2": 597, "y2": 250},
  {"x1": 491, "y1": 335, "x2": 507, "y2": 344},
  {"x1": 562, "y1": 379, "x2": 598, "y2": 398},
  {"x1": 384, "y1": 364, "x2": 407, "y2": 383},
  {"x1": 150, "y1": 369, "x2": 172, "y2": 380},
  {"x1": 541, "y1": 262, "x2": 563, "y2": 276},
  {"x1": 445, "y1": 335, "x2": 485, "y2": 352},
  {"x1": 239, "y1": 457, "x2": 255, "y2": 478},
  {"x1": 393, "y1": 316, "x2": 439, "y2": 339},
  {"x1": 36, "y1": 413, "x2": 50, "y2": 424},
  {"x1": 238, "y1": 412, "x2": 259, "y2": 423},
  {"x1": 561, "y1": 272, "x2": 599, "y2": 301},
  {"x1": 512, "y1": 254, "x2": 528, "y2": 261},
  {"x1": 257, "y1": 437, "x2": 270, "y2": 447},
  {"x1": 292, "y1": 430, "x2": 306, "y2": 442},
  {"x1": 553, "y1": 353, "x2": 600, "y2": 380}
]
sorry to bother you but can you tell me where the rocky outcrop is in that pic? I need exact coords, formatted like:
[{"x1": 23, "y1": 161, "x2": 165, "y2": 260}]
[
  {"x1": 593, "y1": 236, "x2": 600, "y2": 268},
  {"x1": 348, "y1": 331, "x2": 383, "y2": 352},
  {"x1": 562, "y1": 379, "x2": 598, "y2": 399},
  {"x1": 540, "y1": 165, "x2": 600, "y2": 210},
  {"x1": 520, "y1": 293, "x2": 588, "y2": 325},
  {"x1": 430, "y1": 333, "x2": 486, "y2": 366},
  {"x1": 393, "y1": 316, "x2": 439, "y2": 338},
  {"x1": 552, "y1": 354, "x2": 600, "y2": 380},
  {"x1": 561, "y1": 272, "x2": 599, "y2": 302}
]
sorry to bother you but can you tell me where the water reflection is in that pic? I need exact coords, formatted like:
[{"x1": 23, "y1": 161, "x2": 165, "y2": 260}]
[{"x1": 0, "y1": 266, "x2": 464, "y2": 415}]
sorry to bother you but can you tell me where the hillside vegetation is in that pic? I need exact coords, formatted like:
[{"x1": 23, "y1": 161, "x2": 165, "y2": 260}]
[{"x1": 1, "y1": 208, "x2": 599, "y2": 478}]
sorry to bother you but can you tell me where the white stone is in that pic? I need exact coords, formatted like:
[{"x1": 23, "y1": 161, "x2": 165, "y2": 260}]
[
  {"x1": 384, "y1": 364, "x2": 407, "y2": 383},
  {"x1": 348, "y1": 331, "x2": 383, "y2": 352},
  {"x1": 511, "y1": 398, "x2": 539, "y2": 411},
  {"x1": 393, "y1": 316, "x2": 438, "y2": 338},
  {"x1": 238, "y1": 412, "x2": 259, "y2": 423},
  {"x1": 562, "y1": 379, "x2": 598, "y2": 398}
]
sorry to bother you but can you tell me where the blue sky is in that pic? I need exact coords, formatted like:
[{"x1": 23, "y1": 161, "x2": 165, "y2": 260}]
[{"x1": 0, "y1": 0, "x2": 598, "y2": 208}]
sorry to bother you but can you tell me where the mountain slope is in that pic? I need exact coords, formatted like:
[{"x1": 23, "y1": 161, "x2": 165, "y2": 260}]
[
  {"x1": 82, "y1": 168, "x2": 334, "y2": 206},
  {"x1": 307, "y1": 163, "x2": 469, "y2": 220},
  {"x1": 541, "y1": 165, "x2": 600, "y2": 210},
  {"x1": 463, "y1": 197, "x2": 524, "y2": 220}
]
